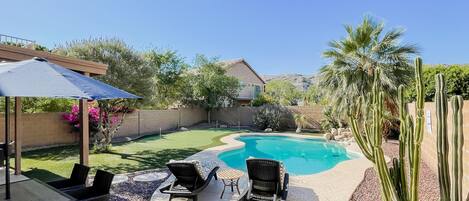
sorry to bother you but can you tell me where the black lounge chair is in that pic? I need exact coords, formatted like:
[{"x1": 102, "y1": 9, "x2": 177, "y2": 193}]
[
  {"x1": 64, "y1": 169, "x2": 114, "y2": 201},
  {"x1": 47, "y1": 163, "x2": 90, "y2": 190},
  {"x1": 240, "y1": 158, "x2": 289, "y2": 201},
  {"x1": 159, "y1": 161, "x2": 219, "y2": 201}
]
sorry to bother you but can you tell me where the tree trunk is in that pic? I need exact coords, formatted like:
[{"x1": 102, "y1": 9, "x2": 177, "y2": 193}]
[{"x1": 207, "y1": 110, "x2": 211, "y2": 124}]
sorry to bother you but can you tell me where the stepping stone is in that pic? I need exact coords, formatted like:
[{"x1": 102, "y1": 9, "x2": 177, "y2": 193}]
[
  {"x1": 134, "y1": 172, "x2": 168, "y2": 182},
  {"x1": 112, "y1": 175, "x2": 129, "y2": 184}
]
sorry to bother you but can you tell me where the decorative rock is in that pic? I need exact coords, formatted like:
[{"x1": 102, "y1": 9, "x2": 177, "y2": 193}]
[
  {"x1": 264, "y1": 128, "x2": 273, "y2": 132},
  {"x1": 180, "y1": 127, "x2": 189, "y2": 131},
  {"x1": 342, "y1": 131, "x2": 352, "y2": 138},
  {"x1": 112, "y1": 175, "x2": 129, "y2": 184},
  {"x1": 331, "y1": 128, "x2": 338, "y2": 136},
  {"x1": 296, "y1": 128, "x2": 302, "y2": 133},
  {"x1": 335, "y1": 134, "x2": 346, "y2": 140},
  {"x1": 324, "y1": 133, "x2": 334, "y2": 140},
  {"x1": 134, "y1": 172, "x2": 169, "y2": 182},
  {"x1": 338, "y1": 128, "x2": 345, "y2": 135}
]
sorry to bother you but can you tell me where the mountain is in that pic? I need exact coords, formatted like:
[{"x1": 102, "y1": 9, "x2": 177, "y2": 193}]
[{"x1": 262, "y1": 74, "x2": 317, "y2": 91}]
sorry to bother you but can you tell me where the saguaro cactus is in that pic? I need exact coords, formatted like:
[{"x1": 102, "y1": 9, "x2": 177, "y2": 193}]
[
  {"x1": 348, "y1": 57, "x2": 425, "y2": 201},
  {"x1": 436, "y1": 73, "x2": 465, "y2": 201}
]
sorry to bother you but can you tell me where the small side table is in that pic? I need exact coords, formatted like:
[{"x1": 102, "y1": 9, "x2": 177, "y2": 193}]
[{"x1": 217, "y1": 169, "x2": 244, "y2": 199}]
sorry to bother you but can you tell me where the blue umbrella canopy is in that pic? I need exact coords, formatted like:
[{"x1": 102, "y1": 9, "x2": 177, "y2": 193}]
[
  {"x1": 0, "y1": 57, "x2": 140, "y2": 199},
  {"x1": 0, "y1": 57, "x2": 140, "y2": 100}
]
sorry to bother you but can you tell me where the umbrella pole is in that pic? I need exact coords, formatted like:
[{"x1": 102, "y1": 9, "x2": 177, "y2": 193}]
[{"x1": 4, "y1": 97, "x2": 10, "y2": 200}]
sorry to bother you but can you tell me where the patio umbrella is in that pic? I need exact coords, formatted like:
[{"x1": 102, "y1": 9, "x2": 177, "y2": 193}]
[{"x1": 0, "y1": 57, "x2": 140, "y2": 199}]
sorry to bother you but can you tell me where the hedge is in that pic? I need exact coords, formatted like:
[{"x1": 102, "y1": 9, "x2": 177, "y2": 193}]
[{"x1": 406, "y1": 64, "x2": 469, "y2": 101}]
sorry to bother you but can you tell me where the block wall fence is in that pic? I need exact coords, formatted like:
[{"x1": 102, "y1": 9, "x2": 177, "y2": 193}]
[
  {"x1": 211, "y1": 106, "x2": 324, "y2": 129},
  {"x1": 0, "y1": 106, "x2": 324, "y2": 149},
  {"x1": 408, "y1": 101, "x2": 469, "y2": 196},
  {"x1": 0, "y1": 108, "x2": 207, "y2": 149}
]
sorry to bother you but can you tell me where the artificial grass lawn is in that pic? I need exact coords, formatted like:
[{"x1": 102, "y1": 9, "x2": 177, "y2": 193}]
[{"x1": 20, "y1": 128, "x2": 245, "y2": 182}]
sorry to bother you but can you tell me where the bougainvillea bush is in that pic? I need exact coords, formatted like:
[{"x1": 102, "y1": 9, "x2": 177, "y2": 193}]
[
  {"x1": 62, "y1": 102, "x2": 123, "y2": 152},
  {"x1": 62, "y1": 105, "x2": 101, "y2": 133}
]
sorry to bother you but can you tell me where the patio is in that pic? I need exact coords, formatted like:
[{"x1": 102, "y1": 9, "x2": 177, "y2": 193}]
[
  {"x1": 0, "y1": 167, "x2": 74, "y2": 201},
  {"x1": 151, "y1": 133, "x2": 373, "y2": 201},
  {"x1": 0, "y1": 168, "x2": 28, "y2": 185}
]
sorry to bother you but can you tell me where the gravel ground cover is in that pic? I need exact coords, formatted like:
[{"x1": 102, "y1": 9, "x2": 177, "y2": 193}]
[
  {"x1": 109, "y1": 169, "x2": 171, "y2": 201},
  {"x1": 349, "y1": 140, "x2": 440, "y2": 201}
]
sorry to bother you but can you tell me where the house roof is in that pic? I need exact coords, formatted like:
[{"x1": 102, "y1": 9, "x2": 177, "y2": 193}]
[{"x1": 221, "y1": 58, "x2": 266, "y2": 84}]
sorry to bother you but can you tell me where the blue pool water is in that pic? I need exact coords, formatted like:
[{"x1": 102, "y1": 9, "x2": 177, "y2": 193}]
[{"x1": 218, "y1": 135, "x2": 358, "y2": 175}]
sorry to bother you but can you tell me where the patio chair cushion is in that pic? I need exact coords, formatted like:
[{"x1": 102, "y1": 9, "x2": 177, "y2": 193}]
[
  {"x1": 279, "y1": 162, "x2": 286, "y2": 190},
  {"x1": 250, "y1": 191, "x2": 278, "y2": 200},
  {"x1": 168, "y1": 160, "x2": 206, "y2": 179}
]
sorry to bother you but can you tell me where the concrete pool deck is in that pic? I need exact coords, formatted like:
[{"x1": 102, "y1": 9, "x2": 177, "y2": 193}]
[{"x1": 151, "y1": 133, "x2": 373, "y2": 201}]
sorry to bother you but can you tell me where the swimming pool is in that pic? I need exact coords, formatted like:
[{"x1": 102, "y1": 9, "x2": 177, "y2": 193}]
[{"x1": 218, "y1": 135, "x2": 358, "y2": 175}]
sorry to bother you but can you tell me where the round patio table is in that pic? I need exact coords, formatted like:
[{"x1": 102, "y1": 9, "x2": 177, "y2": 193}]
[{"x1": 217, "y1": 169, "x2": 244, "y2": 199}]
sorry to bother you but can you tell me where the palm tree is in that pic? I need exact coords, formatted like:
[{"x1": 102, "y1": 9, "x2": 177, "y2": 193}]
[
  {"x1": 319, "y1": 16, "x2": 419, "y2": 115},
  {"x1": 293, "y1": 113, "x2": 307, "y2": 133}
]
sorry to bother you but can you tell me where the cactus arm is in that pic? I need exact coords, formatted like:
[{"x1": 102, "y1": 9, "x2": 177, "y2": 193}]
[
  {"x1": 349, "y1": 116, "x2": 374, "y2": 161},
  {"x1": 436, "y1": 74, "x2": 451, "y2": 201},
  {"x1": 374, "y1": 147, "x2": 399, "y2": 201},
  {"x1": 451, "y1": 96, "x2": 464, "y2": 201},
  {"x1": 410, "y1": 57, "x2": 425, "y2": 201},
  {"x1": 397, "y1": 85, "x2": 409, "y2": 200},
  {"x1": 370, "y1": 69, "x2": 398, "y2": 201},
  {"x1": 406, "y1": 115, "x2": 414, "y2": 168}
]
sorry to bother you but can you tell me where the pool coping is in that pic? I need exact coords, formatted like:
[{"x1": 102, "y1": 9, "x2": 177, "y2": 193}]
[
  {"x1": 151, "y1": 132, "x2": 374, "y2": 201},
  {"x1": 214, "y1": 132, "x2": 365, "y2": 159}
]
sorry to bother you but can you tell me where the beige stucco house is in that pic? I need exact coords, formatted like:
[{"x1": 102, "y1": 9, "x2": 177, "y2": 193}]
[{"x1": 222, "y1": 58, "x2": 265, "y2": 106}]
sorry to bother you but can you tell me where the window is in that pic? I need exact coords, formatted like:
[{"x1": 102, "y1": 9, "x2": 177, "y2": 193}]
[{"x1": 254, "y1": 85, "x2": 261, "y2": 97}]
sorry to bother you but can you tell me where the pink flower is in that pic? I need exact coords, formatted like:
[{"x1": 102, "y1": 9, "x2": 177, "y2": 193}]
[{"x1": 63, "y1": 104, "x2": 123, "y2": 132}]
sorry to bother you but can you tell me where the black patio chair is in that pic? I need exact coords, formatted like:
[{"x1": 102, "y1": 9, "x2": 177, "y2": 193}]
[
  {"x1": 0, "y1": 142, "x2": 14, "y2": 167},
  {"x1": 64, "y1": 169, "x2": 114, "y2": 201},
  {"x1": 47, "y1": 163, "x2": 90, "y2": 190},
  {"x1": 159, "y1": 161, "x2": 219, "y2": 201},
  {"x1": 240, "y1": 158, "x2": 289, "y2": 201}
]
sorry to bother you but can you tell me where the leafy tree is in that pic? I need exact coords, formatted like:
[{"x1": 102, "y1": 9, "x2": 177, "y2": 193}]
[
  {"x1": 264, "y1": 80, "x2": 301, "y2": 106},
  {"x1": 303, "y1": 84, "x2": 325, "y2": 106},
  {"x1": 54, "y1": 38, "x2": 153, "y2": 152},
  {"x1": 54, "y1": 38, "x2": 153, "y2": 107},
  {"x1": 143, "y1": 50, "x2": 188, "y2": 109},
  {"x1": 318, "y1": 16, "x2": 419, "y2": 115},
  {"x1": 406, "y1": 64, "x2": 469, "y2": 101},
  {"x1": 181, "y1": 55, "x2": 240, "y2": 123},
  {"x1": 251, "y1": 93, "x2": 275, "y2": 107},
  {"x1": 21, "y1": 98, "x2": 76, "y2": 113}
]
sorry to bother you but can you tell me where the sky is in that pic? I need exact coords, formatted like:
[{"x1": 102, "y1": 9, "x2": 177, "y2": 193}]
[{"x1": 1, "y1": 0, "x2": 469, "y2": 75}]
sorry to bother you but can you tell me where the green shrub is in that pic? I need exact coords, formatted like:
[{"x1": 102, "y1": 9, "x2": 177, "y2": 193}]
[
  {"x1": 320, "y1": 105, "x2": 349, "y2": 132},
  {"x1": 253, "y1": 104, "x2": 291, "y2": 131},
  {"x1": 406, "y1": 65, "x2": 469, "y2": 101},
  {"x1": 320, "y1": 105, "x2": 340, "y2": 131},
  {"x1": 251, "y1": 93, "x2": 274, "y2": 107}
]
